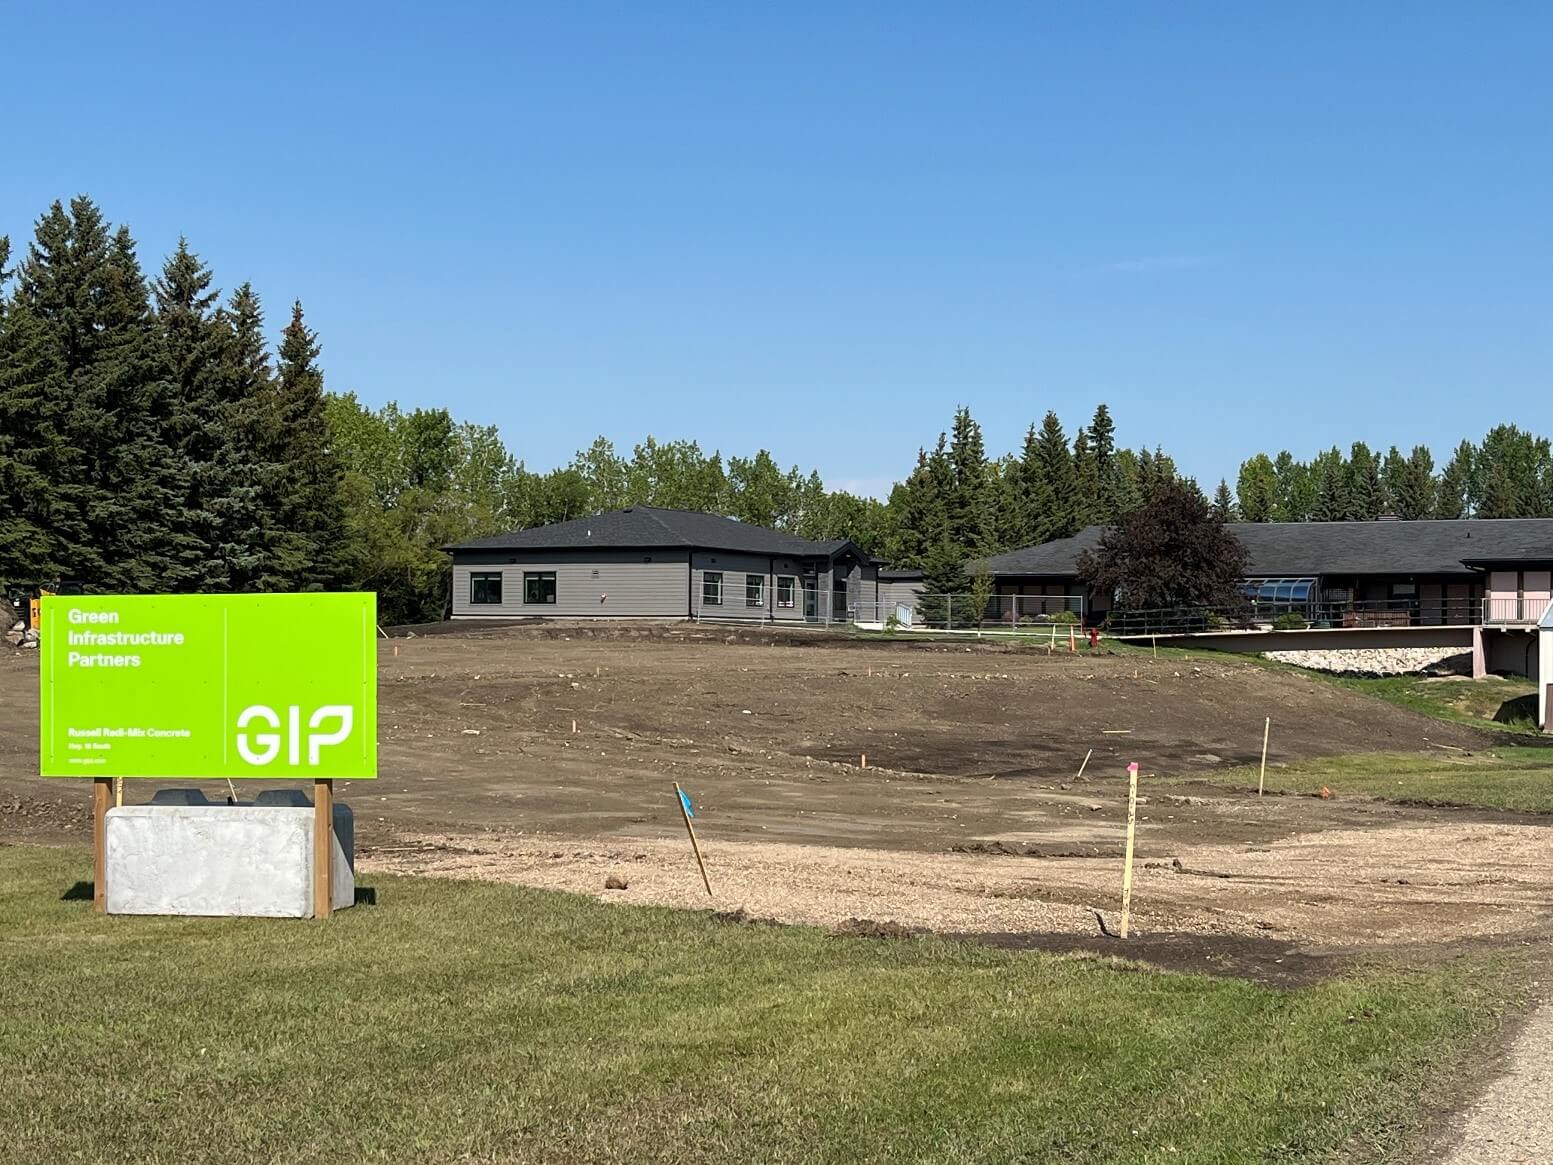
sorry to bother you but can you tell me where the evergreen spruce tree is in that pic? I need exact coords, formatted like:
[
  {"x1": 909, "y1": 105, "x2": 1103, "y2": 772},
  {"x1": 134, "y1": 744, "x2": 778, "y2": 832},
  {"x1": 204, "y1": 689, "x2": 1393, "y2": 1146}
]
[
  {"x1": 1474, "y1": 425, "x2": 1549, "y2": 518},
  {"x1": 1344, "y1": 441, "x2": 1385, "y2": 519},
  {"x1": 1272, "y1": 451, "x2": 1312, "y2": 521},
  {"x1": 1071, "y1": 429, "x2": 1102, "y2": 527},
  {"x1": 1480, "y1": 461, "x2": 1519, "y2": 519},
  {"x1": 1212, "y1": 479, "x2": 1237, "y2": 521},
  {"x1": 1436, "y1": 440, "x2": 1475, "y2": 518},
  {"x1": 1234, "y1": 454, "x2": 1277, "y2": 521},
  {"x1": 97, "y1": 224, "x2": 182, "y2": 592},
  {"x1": 1311, "y1": 447, "x2": 1349, "y2": 521},
  {"x1": 947, "y1": 406, "x2": 992, "y2": 555},
  {"x1": 8, "y1": 201, "x2": 108, "y2": 584},
  {"x1": 1381, "y1": 444, "x2": 1436, "y2": 520},
  {"x1": 263, "y1": 300, "x2": 347, "y2": 590},
  {"x1": 4, "y1": 198, "x2": 175, "y2": 590},
  {"x1": 919, "y1": 535, "x2": 970, "y2": 627},
  {"x1": 0, "y1": 295, "x2": 64, "y2": 578},
  {"x1": 1033, "y1": 411, "x2": 1076, "y2": 541},
  {"x1": 989, "y1": 455, "x2": 1030, "y2": 551},
  {"x1": 1013, "y1": 422, "x2": 1050, "y2": 545},
  {"x1": 153, "y1": 238, "x2": 229, "y2": 589},
  {"x1": 924, "y1": 432, "x2": 954, "y2": 548},
  {"x1": 214, "y1": 283, "x2": 279, "y2": 589},
  {"x1": 1108, "y1": 448, "x2": 1144, "y2": 516},
  {"x1": 884, "y1": 451, "x2": 935, "y2": 568},
  {"x1": 1087, "y1": 403, "x2": 1125, "y2": 521}
]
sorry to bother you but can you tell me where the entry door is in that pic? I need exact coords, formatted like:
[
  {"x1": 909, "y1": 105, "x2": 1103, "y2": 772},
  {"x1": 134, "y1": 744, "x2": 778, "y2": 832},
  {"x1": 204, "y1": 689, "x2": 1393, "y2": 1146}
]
[{"x1": 803, "y1": 579, "x2": 817, "y2": 619}]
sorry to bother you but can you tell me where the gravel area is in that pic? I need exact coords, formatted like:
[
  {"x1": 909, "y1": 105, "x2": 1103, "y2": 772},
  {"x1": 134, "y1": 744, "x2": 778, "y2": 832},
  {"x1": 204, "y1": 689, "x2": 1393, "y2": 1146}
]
[
  {"x1": 359, "y1": 820, "x2": 1553, "y2": 949},
  {"x1": 1437, "y1": 996, "x2": 1553, "y2": 1164}
]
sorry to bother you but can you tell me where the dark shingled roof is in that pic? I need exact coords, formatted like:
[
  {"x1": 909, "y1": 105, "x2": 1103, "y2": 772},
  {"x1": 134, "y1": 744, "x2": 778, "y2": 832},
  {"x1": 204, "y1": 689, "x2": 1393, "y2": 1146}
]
[
  {"x1": 984, "y1": 519, "x2": 1553, "y2": 579},
  {"x1": 447, "y1": 506, "x2": 863, "y2": 559}
]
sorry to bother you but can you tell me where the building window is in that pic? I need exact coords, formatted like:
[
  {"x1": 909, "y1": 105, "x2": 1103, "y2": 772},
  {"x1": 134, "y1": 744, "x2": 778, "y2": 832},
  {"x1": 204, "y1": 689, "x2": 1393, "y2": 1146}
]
[
  {"x1": 702, "y1": 572, "x2": 723, "y2": 606},
  {"x1": 523, "y1": 572, "x2": 557, "y2": 605},
  {"x1": 746, "y1": 574, "x2": 765, "y2": 607},
  {"x1": 776, "y1": 576, "x2": 796, "y2": 608},
  {"x1": 470, "y1": 572, "x2": 503, "y2": 605}
]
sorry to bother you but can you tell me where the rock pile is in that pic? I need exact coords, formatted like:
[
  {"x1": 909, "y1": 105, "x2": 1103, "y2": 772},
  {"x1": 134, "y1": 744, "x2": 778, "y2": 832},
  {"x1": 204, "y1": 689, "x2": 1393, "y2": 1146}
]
[
  {"x1": 6, "y1": 620, "x2": 39, "y2": 650},
  {"x1": 1262, "y1": 645, "x2": 1471, "y2": 677}
]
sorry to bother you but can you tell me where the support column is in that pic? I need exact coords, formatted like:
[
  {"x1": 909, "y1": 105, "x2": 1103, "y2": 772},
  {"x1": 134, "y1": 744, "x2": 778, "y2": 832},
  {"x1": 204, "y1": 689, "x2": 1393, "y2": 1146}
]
[{"x1": 313, "y1": 779, "x2": 334, "y2": 919}]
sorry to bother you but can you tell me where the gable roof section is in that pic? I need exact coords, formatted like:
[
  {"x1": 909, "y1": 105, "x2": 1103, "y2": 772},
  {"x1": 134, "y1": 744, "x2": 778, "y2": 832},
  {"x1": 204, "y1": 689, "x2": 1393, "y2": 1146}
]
[
  {"x1": 982, "y1": 527, "x2": 1106, "y2": 576},
  {"x1": 447, "y1": 506, "x2": 866, "y2": 559},
  {"x1": 985, "y1": 519, "x2": 1553, "y2": 578}
]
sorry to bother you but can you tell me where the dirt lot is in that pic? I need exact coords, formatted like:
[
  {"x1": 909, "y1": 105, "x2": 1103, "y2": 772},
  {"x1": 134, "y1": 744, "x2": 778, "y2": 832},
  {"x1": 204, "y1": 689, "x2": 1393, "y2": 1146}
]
[{"x1": 4, "y1": 623, "x2": 1550, "y2": 976}]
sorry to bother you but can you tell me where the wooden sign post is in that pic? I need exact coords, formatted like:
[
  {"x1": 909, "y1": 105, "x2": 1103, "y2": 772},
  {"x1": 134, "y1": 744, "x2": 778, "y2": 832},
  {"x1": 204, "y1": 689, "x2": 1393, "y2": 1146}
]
[
  {"x1": 1120, "y1": 762, "x2": 1140, "y2": 939},
  {"x1": 92, "y1": 777, "x2": 111, "y2": 913},
  {"x1": 313, "y1": 779, "x2": 334, "y2": 919}
]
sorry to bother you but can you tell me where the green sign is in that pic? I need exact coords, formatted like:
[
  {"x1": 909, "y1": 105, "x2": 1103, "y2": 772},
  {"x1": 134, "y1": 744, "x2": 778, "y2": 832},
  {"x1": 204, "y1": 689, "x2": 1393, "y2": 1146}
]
[{"x1": 39, "y1": 594, "x2": 377, "y2": 780}]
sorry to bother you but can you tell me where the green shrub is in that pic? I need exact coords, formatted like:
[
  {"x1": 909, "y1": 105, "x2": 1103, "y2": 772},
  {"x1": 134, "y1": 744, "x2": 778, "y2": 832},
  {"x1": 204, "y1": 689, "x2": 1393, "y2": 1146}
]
[
  {"x1": 1047, "y1": 609, "x2": 1080, "y2": 625},
  {"x1": 1272, "y1": 611, "x2": 1308, "y2": 631}
]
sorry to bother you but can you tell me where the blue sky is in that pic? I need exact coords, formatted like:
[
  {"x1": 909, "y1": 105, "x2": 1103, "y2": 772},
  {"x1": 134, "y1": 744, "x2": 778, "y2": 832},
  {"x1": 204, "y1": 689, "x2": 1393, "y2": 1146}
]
[{"x1": 6, "y1": 2, "x2": 1549, "y2": 497}]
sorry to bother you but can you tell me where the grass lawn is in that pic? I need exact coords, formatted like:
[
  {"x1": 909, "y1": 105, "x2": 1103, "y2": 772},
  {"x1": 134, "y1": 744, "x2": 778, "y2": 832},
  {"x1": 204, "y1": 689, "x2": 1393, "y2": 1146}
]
[
  {"x1": 1199, "y1": 748, "x2": 1553, "y2": 813},
  {"x1": 0, "y1": 845, "x2": 1523, "y2": 1164},
  {"x1": 1323, "y1": 674, "x2": 1540, "y2": 735}
]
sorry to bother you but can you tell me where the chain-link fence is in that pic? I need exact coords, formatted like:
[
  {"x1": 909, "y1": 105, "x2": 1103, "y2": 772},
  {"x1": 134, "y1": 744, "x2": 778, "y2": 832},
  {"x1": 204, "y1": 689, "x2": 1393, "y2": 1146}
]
[
  {"x1": 854, "y1": 593, "x2": 1085, "y2": 631},
  {"x1": 1102, "y1": 595, "x2": 1498, "y2": 636}
]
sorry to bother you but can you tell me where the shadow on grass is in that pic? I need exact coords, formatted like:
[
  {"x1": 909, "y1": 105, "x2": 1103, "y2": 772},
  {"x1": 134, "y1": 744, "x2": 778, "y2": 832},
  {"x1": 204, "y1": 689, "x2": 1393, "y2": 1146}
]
[{"x1": 1494, "y1": 693, "x2": 1538, "y2": 729}]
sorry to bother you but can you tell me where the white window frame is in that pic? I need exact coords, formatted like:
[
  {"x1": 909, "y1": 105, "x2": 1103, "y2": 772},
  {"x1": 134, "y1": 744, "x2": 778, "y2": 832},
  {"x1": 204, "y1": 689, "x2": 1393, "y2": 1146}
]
[
  {"x1": 776, "y1": 576, "x2": 796, "y2": 608},
  {"x1": 746, "y1": 574, "x2": 765, "y2": 607},
  {"x1": 702, "y1": 571, "x2": 723, "y2": 606}
]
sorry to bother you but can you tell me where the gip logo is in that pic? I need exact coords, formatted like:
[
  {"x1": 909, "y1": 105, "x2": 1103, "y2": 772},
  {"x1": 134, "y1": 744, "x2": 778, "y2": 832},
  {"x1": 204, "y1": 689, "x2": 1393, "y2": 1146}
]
[{"x1": 236, "y1": 705, "x2": 355, "y2": 767}]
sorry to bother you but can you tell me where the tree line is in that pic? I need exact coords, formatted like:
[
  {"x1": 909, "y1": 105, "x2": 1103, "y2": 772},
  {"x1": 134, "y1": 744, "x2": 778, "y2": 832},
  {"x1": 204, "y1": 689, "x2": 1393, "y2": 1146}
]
[
  {"x1": 5, "y1": 196, "x2": 1550, "y2": 625},
  {"x1": 1227, "y1": 429, "x2": 1553, "y2": 523},
  {"x1": 0, "y1": 197, "x2": 342, "y2": 598},
  {"x1": 0, "y1": 198, "x2": 898, "y2": 624}
]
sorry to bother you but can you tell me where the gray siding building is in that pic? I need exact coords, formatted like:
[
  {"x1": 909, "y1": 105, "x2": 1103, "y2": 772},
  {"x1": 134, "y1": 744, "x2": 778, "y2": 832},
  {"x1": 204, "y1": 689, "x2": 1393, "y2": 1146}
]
[{"x1": 447, "y1": 507, "x2": 879, "y2": 622}]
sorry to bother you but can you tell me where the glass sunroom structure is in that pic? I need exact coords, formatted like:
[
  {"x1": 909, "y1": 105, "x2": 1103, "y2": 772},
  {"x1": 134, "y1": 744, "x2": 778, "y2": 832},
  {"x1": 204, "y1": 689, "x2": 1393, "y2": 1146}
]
[{"x1": 1242, "y1": 578, "x2": 1317, "y2": 605}]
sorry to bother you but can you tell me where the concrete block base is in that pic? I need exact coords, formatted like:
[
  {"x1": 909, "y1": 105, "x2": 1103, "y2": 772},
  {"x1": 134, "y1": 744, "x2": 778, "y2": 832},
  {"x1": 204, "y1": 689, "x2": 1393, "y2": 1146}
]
[{"x1": 105, "y1": 800, "x2": 354, "y2": 917}]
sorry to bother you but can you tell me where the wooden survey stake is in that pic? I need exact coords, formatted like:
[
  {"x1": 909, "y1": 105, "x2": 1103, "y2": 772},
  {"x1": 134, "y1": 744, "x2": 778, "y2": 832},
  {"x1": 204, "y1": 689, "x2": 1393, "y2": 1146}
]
[
  {"x1": 1119, "y1": 762, "x2": 1139, "y2": 939},
  {"x1": 1258, "y1": 717, "x2": 1271, "y2": 796},
  {"x1": 313, "y1": 779, "x2": 334, "y2": 919},
  {"x1": 93, "y1": 777, "x2": 111, "y2": 913},
  {"x1": 674, "y1": 781, "x2": 712, "y2": 897}
]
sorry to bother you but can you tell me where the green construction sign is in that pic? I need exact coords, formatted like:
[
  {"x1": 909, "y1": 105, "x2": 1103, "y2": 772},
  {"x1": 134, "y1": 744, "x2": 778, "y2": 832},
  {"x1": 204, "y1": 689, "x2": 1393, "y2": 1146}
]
[{"x1": 39, "y1": 593, "x2": 377, "y2": 780}]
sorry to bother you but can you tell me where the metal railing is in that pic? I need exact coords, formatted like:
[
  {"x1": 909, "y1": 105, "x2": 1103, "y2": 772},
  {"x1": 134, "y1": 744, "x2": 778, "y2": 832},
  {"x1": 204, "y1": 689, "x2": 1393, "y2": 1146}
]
[
  {"x1": 1483, "y1": 596, "x2": 1553, "y2": 625},
  {"x1": 1104, "y1": 597, "x2": 1492, "y2": 637}
]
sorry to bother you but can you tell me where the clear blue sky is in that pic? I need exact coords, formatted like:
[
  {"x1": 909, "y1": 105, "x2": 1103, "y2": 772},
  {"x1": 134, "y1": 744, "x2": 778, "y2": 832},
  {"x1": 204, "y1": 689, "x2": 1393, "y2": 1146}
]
[{"x1": 6, "y1": 2, "x2": 1549, "y2": 497}]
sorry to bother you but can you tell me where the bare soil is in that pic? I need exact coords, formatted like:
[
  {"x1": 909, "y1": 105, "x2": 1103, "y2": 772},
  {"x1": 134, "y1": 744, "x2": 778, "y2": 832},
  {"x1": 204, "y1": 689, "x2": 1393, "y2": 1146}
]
[{"x1": 4, "y1": 622, "x2": 1549, "y2": 979}]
